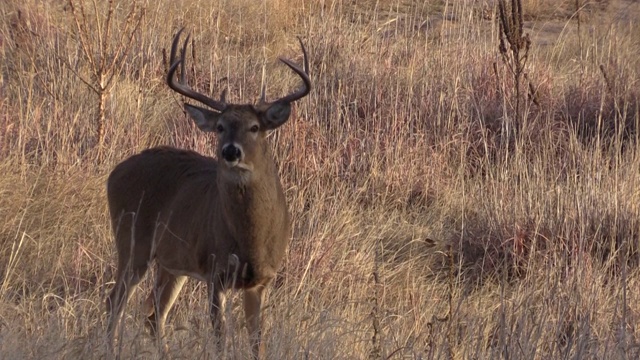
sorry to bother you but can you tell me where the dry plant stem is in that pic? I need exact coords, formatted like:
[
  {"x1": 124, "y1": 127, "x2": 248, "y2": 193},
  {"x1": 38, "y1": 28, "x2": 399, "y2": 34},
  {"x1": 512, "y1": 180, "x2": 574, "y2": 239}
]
[
  {"x1": 497, "y1": 0, "x2": 531, "y2": 135},
  {"x1": 370, "y1": 244, "x2": 382, "y2": 360},
  {"x1": 445, "y1": 245, "x2": 454, "y2": 359},
  {"x1": 67, "y1": 0, "x2": 145, "y2": 156},
  {"x1": 576, "y1": 0, "x2": 583, "y2": 60}
]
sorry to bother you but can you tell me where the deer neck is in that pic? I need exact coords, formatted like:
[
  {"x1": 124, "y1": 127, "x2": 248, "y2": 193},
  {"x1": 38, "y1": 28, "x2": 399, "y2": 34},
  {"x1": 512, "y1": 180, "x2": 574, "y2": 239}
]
[
  {"x1": 213, "y1": 148, "x2": 289, "y2": 284},
  {"x1": 216, "y1": 155, "x2": 284, "y2": 234}
]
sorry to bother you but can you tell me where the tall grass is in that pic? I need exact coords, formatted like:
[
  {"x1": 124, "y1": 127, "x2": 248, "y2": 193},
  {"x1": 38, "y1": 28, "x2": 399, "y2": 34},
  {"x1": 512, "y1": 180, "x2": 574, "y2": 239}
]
[{"x1": 1, "y1": 0, "x2": 639, "y2": 358}]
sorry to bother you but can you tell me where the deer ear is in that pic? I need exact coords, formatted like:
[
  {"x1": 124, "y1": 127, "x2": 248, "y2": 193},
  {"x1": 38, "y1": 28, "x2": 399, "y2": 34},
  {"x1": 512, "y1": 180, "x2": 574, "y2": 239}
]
[
  {"x1": 261, "y1": 102, "x2": 291, "y2": 130},
  {"x1": 184, "y1": 103, "x2": 221, "y2": 132}
]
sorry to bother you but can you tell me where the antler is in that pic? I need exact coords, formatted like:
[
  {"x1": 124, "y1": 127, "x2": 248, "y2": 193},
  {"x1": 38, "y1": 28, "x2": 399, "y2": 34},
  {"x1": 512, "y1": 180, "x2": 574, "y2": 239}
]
[
  {"x1": 268, "y1": 37, "x2": 311, "y2": 105},
  {"x1": 167, "y1": 28, "x2": 227, "y2": 112},
  {"x1": 168, "y1": 29, "x2": 310, "y2": 109}
]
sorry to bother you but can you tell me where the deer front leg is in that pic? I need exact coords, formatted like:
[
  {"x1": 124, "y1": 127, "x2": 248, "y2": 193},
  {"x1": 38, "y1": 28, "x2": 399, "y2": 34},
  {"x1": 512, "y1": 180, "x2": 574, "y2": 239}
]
[
  {"x1": 145, "y1": 268, "x2": 187, "y2": 340},
  {"x1": 207, "y1": 281, "x2": 226, "y2": 356},
  {"x1": 244, "y1": 285, "x2": 266, "y2": 359}
]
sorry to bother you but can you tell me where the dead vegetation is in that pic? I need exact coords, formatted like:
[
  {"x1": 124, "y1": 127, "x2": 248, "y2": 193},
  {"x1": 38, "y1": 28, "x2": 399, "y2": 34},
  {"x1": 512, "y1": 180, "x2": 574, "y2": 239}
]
[{"x1": 1, "y1": 0, "x2": 639, "y2": 358}]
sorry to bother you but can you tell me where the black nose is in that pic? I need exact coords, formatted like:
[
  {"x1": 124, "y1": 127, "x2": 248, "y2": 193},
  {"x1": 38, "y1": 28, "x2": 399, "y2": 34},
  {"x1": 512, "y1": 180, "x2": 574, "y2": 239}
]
[{"x1": 221, "y1": 144, "x2": 242, "y2": 162}]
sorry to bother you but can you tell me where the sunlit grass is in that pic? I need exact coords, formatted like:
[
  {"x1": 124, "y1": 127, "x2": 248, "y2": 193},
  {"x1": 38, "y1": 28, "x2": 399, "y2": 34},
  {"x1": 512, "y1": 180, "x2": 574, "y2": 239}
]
[{"x1": 1, "y1": 0, "x2": 639, "y2": 358}]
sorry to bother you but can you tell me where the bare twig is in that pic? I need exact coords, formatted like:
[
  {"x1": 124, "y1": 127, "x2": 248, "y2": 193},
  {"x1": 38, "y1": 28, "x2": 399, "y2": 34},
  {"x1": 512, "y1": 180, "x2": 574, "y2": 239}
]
[{"x1": 66, "y1": 0, "x2": 145, "y2": 158}]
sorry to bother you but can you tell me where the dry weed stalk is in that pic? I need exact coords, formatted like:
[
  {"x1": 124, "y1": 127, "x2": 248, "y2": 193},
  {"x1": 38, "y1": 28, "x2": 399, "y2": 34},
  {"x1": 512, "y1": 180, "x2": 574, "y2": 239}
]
[
  {"x1": 67, "y1": 0, "x2": 145, "y2": 157},
  {"x1": 497, "y1": 0, "x2": 534, "y2": 133},
  {"x1": 369, "y1": 244, "x2": 382, "y2": 360}
]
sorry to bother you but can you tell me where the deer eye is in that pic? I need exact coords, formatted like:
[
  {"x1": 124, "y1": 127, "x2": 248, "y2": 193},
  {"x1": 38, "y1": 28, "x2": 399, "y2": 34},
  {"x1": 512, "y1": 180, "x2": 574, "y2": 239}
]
[
  {"x1": 216, "y1": 124, "x2": 224, "y2": 133},
  {"x1": 250, "y1": 125, "x2": 259, "y2": 133}
]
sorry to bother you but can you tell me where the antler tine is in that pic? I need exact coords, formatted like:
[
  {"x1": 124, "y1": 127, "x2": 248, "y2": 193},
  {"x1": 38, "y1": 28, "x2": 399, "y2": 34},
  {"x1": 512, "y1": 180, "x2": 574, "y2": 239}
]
[
  {"x1": 166, "y1": 28, "x2": 227, "y2": 112},
  {"x1": 169, "y1": 27, "x2": 184, "y2": 70},
  {"x1": 272, "y1": 38, "x2": 311, "y2": 104},
  {"x1": 259, "y1": 84, "x2": 267, "y2": 103},
  {"x1": 299, "y1": 37, "x2": 310, "y2": 74},
  {"x1": 220, "y1": 88, "x2": 227, "y2": 103},
  {"x1": 179, "y1": 33, "x2": 190, "y2": 85}
]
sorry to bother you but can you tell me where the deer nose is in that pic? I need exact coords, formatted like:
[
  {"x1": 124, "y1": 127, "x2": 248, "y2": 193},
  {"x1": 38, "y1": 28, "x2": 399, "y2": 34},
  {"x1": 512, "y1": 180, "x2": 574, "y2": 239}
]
[{"x1": 221, "y1": 144, "x2": 242, "y2": 162}]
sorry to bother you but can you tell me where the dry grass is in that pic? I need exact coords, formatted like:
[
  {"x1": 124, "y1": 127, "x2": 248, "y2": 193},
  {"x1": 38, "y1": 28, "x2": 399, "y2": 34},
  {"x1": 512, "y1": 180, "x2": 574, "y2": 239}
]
[{"x1": 1, "y1": 0, "x2": 640, "y2": 358}]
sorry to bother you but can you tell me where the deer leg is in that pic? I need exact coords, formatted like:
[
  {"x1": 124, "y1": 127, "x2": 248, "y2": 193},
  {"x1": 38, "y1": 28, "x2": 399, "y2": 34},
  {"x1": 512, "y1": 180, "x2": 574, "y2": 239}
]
[
  {"x1": 106, "y1": 263, "x2": 148, "y2": 349},
  {"x1": 207, "y1": 280, "x2": 226, "y2": 355},
  {"x1": 145, "y1": 268, "x2": 187, "y2": 340},
  {"x1": 244, "y1": 285, "x2": 266, "y2": 360},
  {"x1": 106, "y1": 210, "x2": 154, "y2": 350}
]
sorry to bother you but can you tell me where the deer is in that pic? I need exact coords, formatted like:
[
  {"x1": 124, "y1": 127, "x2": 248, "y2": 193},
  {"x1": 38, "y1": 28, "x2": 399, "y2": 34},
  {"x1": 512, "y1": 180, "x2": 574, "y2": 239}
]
[{"x1": 105, "y1": 28, "x2": 310, "y2": 359}]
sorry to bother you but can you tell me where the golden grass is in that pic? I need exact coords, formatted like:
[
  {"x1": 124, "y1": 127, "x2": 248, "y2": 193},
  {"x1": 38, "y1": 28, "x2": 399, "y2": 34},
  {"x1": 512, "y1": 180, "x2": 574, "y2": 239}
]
[{"x1": 1, "y1": 0, "x2": 640, "y2": 358}]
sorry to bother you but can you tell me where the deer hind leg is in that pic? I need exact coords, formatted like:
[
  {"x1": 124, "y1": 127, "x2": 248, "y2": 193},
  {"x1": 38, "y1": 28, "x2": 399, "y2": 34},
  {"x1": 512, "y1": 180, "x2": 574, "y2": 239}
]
[
  {"x1": 106, "y1": 261, "x2": 149, "y2": 349},
  {"x1": 106, "y1": 213, "x2": 153, "y2": 350},
  {"x1": 244, "y1": 285, "x2": 266, "y2": 360},
  {"x1": 145, "y1": 267, "x2": 187, "y2": 339}
]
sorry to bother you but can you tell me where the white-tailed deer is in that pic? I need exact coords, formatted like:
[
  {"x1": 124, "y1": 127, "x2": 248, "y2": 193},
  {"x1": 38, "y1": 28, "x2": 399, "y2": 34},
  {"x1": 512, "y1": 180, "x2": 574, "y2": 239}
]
[{"x1": 105, "y1": 29, "x2": 310, "y2": 358}]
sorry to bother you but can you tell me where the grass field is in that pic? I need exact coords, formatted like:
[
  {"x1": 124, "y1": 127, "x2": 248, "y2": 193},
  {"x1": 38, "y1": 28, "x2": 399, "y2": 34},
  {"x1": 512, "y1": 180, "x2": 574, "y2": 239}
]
[{"x1": 1, "y1": 0, "x2": 639, "y2": 358}]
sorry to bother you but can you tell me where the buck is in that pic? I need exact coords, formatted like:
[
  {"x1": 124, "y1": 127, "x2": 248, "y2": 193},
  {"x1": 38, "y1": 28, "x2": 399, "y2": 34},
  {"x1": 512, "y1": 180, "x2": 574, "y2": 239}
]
[{"x1": 105, "y1": 29, "x2": 310, "y2": 358}]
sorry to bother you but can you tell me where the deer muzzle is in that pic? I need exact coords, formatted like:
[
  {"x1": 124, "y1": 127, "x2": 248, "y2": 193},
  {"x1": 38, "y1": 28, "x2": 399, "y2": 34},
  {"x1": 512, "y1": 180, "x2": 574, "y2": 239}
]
[{"x1": 221, "y1": 143, "x2": 243, "y2": 165}]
